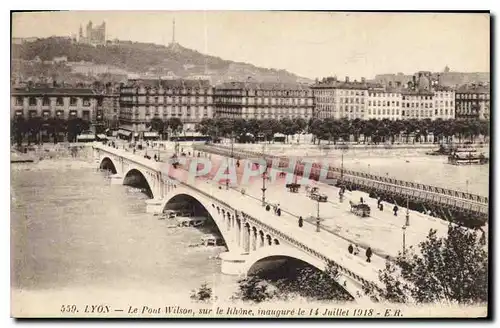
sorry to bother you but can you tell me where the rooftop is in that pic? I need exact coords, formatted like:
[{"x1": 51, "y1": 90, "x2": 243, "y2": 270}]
[
  {"x1": 401, "y1": 88, "x2": 434, "y2": 96},
  {"x1": 311, "y1": 80, "x2": 370, "y2": 90},
  {"x1": 456, "y1": 84, "x2": 490, "y2": 94},
  {"x1": 216, "y1": 81, "x2": 311, "y2": 91},
  {"x1": 123, "y1": 78, "x2": 211, "y2": 90},
  {"x1": 11, "y1": 87, "x2": 97, "y2": 96}
]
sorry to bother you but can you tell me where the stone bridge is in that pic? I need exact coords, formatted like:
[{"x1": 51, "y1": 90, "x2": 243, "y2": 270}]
[{"x1": 93, "y1": 144, "x2": 384, "y2": 302}]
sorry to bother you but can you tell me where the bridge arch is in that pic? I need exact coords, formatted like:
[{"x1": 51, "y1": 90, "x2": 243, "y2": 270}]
[
  {"x1": 123, "y1": 168, "x2": 154, "y2": 199},
  {"x1": 243, "y1": 245, "x2": 326, "y2": 276},
  {"x1": 100, "y1": 157, "x2": 118, "y2": 174},
  {"x1": 160, "y1": 189, "x2": 237, "y2": 251},
  {"x1": 243, "y1": 246, "x2": 356, "y2": 300}
]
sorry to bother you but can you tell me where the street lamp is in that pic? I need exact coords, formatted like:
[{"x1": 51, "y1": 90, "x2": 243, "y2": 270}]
[
  {"x1": 466, "y1": 179, "x2": 469, "y2": 194},
  {"x1": 340, "y1": 152, "x2": 344, "y2": 181},
  {"x1": 261, "y1": 164, "x2": 268, "y2": 207},
  {"x1": 316, "y1": 199, "x2": 321, "y2": 232},
  {"x1": 402, "y1": 225, "x2": 407, "y2": 256},
  {"x1": 226, "y1": 132, "x2": 234, "y2": 191},
  {"x1": 405, "y1": 194, "x2": 410, "y2": 227}
]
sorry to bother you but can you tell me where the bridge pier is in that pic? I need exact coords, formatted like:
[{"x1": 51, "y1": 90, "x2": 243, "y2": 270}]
[
  {"x1": 109, "y1": 174, "x2": 124, "y2": 185},
  {"x1": 145, "y1": 198, "x2": 164, "y2": 214},
  {"x1": 219, "y1": 251, "x2": 248, "y2": 276}
]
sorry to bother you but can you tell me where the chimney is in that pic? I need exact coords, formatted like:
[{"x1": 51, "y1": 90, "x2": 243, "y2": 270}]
[{"x1": 345, "y1": 76, "x2": 349, "y2": 83}]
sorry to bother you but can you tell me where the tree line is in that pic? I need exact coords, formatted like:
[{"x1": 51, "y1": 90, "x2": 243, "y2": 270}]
[
  {"x1": 11, "y1": 116, "x2": 186, "y2": 146},
  {"x1": 11, "y1": 116, "x2": 92, "y2": 146},
  {"x1": 194, "y1": 117, "x2": 490, "y2": 145}
]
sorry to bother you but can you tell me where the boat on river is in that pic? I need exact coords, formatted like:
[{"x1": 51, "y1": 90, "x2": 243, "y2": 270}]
[
  {"x1": 177, "y1": 216, "x2": 208, "y2": 227},
  {"x1": 448, "y1": 148, "x2": 489, "y2": 165},
  {"x1": 200, "y1": 234, "x2": 225, "y2": 246}
]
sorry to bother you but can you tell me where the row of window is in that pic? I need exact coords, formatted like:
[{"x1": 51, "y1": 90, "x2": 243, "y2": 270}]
[
  {"x1": 14, "y1": 110, "x2": 95, "y2": 119},
  {"x1": 367, "y1": 108, "x2": 453, "y2": 116},
  {"x1": 368, "y1": 100, "x2": 400, "y2": 107},
  {"x1": 316, "y1": 90, "x2": 367, "y2": 96},
  {"x1": 402, "y1": 95, "x2": 432, "y2": 100},
  {"x1": 402, "y1": 102, "x2": 433, "y2": 108},
  {"x1": 122, "y1": 87, "x2": 213, "y2": 95},
  {"x1": 456, "y1": 93, "x2": 489, "y2": 99},
  {"x1": 368, "y1": 93, "x2": 400, "y2": 97},
  {"x1": 15, "y1": 96, "x2": 93, "y2": 107}
]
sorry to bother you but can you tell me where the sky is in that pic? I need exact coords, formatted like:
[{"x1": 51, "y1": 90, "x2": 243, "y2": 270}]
[{"x1": 11, "y1": 11, "x2": 490, "y2": 80}]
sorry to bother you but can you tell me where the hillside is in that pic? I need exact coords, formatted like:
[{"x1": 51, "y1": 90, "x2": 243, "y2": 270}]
[{"x1": 11, "y1": 37, "x2": 313, "y2": 85}]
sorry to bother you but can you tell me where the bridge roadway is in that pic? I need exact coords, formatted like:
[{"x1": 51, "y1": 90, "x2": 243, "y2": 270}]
[
  {"x1": 181, "y1": 154, "x2": 455, "y2": 259},
  {"x1": 192, "y1": 144, "x2": 489, "y2": 220},
  {"x1": 94, "y1": 144, "x2": 387, "y2": 301}
]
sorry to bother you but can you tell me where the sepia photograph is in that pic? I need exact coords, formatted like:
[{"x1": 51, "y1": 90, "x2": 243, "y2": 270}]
[{"x1": 9, "y1": 9, "x2": 491, "y2": 319}]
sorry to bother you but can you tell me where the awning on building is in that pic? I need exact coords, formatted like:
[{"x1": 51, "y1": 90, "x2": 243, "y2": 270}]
[
  {"x1": 118, "y1": 129, "x2": 132, "y2": 137},
  {"x1": 134, "y1": 133, "x2": 140, "y2": 138},
  {"x1": 144, "y1": 132, "x2": 159, "y2": 138},
  {"x1": 97, "y1": 134, "x2": 108, "y2": 140},
  {"x1": 77, "y1": 134, "x2": 96, "y2": 141}
]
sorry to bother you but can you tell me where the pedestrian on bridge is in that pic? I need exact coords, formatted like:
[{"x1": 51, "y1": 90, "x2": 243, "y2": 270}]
[
  {"x1": 265, "y1": 204, "x2": 271, "y2": 212},
  {"x1": 393, "y1": 205, "x2": 398, "y2": 216},
  {"x1": 298, "y1": 216, "x2": 303, "y2": 228},
  {"x1": 360, "y1": 197, "x2": 364, "y2": 204},
  {"x1": 366, "y1": 247, "x2": 372, "y2": 263},
  {"x1": 354, "y1": 245, "x2": 360, "y2": 256}
]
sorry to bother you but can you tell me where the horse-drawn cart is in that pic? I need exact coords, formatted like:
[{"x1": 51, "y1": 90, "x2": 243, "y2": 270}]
[{"x1": 349, "y1": 201, "x2": 371, "y2": 217}]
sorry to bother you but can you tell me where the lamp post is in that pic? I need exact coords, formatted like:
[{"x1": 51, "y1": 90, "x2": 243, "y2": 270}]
[
  {"x1": 402, "y1": 225, "x2": 407, "y2": 256},
  {"x1": 261, "y1": 165, "x2": 267, "y2": 207},
  {"x1": 340, "y1": 152, "x2": 344, "y2": 180},
  {"x1": 405, "y1": 194, "x2": 410, "y2": 227},
  {"x1": 466, "y1": 179, "x2": 469, "y2": 194},
  {"x1": 226, "y1": 133, "x2": 234, "y2": 191},
  {"x1": 316, "y1": 199, "x2": 321, "y2": 232}
]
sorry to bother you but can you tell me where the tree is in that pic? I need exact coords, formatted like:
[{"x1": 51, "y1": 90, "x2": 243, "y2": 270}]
[
  {"x1": 150, "y1": 117, "x2": 165, "y2": 136},
  {"x1": 166, "y1": 117, "x2": 183, "y2": 135},
  {"x1": 26, "y1": 116, "x2": 43, "y2": 145},
  {"x1": 365, "y1": 224, "x2": 488, "y2": 304},
  {"x1": 233, "y1": 275, "x2": 277, "y2": 303},
  {"x1": 11, "y1": 116, "x2": 26, "y2": 147},
  {"x1": 190, "y1": 283, "x2": 215, "y2": 302},
  {"x1": 66, "y1": 117, "x2": 89, "y2": 142}
]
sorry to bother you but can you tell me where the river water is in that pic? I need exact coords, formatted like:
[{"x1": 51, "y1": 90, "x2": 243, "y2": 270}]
[{"x1": 11, "y1": 159, "x2": 239, "y2": 310}]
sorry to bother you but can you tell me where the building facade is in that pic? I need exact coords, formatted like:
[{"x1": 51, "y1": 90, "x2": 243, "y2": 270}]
[
  {"x1": 311, "y1": 77, "x2": 368, "y2": 120},
  {"x1": 214, "y1": 82, "x2": 314, "y2": 120},
  {"x1": 400, "y1": 90, "x2": 434, "y2": 120},
  {"x1": 119, "y1": 79, "x2": 214, "y2": 134},
  {"x1": 432, "y1": 86, "x2": 455, "y2": 120},
  {"x1": 10, "y1": 86, "x2": 101, "y2": 123},
  {"x1": 455, "y1": 84, "x2": 490, "y2": 120},
  {"x1": 366, "y1": 85, "x2": 403, "y2": 120}
]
